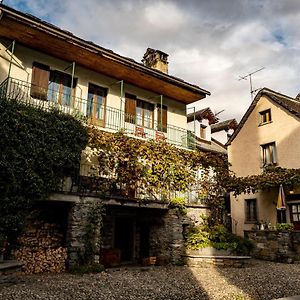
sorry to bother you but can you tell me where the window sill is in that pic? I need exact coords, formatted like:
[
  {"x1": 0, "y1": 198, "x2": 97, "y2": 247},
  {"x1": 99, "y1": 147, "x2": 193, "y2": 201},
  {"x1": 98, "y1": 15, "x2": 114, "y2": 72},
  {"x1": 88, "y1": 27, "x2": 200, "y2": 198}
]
[
  {"x1": 258, "y1": 121, "x2": 273, "y2": 127},
  {"x1": 244, "y1": 221, "x2": 257, "y2": 224}
]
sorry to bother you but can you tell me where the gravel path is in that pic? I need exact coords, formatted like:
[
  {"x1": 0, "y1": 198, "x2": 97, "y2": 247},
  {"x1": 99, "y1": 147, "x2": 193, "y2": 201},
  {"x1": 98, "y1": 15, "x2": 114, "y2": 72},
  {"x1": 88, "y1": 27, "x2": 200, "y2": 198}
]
[{"x1": 1, "y1": 260, "x2": 300, "y2": 300}]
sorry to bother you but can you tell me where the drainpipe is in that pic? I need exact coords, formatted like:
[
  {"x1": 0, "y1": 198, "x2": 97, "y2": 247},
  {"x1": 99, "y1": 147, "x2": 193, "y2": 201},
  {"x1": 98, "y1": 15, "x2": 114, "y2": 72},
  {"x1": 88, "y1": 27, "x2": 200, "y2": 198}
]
[
  {"x1": 160, "y1": 95, "x2": 163, "y2": 131},
  {"x1": 7, "y1": 40, "x2": 15, "y2": 78}
]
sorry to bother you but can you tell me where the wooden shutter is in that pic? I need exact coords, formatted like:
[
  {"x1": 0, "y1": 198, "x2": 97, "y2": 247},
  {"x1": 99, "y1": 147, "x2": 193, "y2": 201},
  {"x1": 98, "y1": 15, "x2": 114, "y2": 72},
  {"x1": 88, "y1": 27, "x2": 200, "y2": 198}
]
[
  {"x1": 30, "y1": 62, "x2": 50, "y2": 100},
  {"x1": 157, "y1": 104, "x2": 167, "y2": 133},
  {"x1": 125, "y1": 93, "x2": 136, "y2": 123}
]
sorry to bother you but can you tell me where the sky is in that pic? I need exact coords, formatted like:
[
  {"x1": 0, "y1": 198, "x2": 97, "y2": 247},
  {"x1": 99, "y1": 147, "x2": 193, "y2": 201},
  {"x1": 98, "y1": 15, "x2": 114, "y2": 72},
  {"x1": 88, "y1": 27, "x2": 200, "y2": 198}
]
[{"x1": 4, "y1": 0, "x2": 300, "y2": 121}]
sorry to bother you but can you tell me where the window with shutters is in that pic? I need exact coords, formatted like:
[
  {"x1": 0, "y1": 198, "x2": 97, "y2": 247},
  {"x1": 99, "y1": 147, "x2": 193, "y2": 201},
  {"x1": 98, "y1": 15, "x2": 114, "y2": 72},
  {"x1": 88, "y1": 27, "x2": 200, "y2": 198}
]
[
  {"x1": 87, "y1": 83, "x2": 107, "y2": 126},
  {"x1": 47, "y1": 70, "x2": 77, "y2": 106},
  {"x1": 136, "y1": 100, "x2": 154, "y2": 128},
  {"x1": 30, "y1": 62, "x2": 50, "y2": 100},
  {"x1": 261, "y1": 142, "x2": 277, "y2": 166},
  {"x1": 125, "y1": 94, "x2": 154, "y2": 128},
  {"x1": 157, "y1": 104, "x2": 167, "y2": 133}
]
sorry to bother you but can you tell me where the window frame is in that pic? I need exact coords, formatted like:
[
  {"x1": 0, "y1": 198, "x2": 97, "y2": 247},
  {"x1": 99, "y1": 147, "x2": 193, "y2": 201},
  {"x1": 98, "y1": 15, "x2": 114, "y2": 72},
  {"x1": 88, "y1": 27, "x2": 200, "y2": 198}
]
[
  {"x1": 259, "y1": 109, "x2": 272, "y2": 125},
  {"x1": 261, "y1": 142, "x2": 277, "y2": 167},
  {"x1": 87, "y1": 83, "x2": 107, "y2": 126},
  {"x1": 245, "y1": 198, "x2": 258, "y2": 223}
]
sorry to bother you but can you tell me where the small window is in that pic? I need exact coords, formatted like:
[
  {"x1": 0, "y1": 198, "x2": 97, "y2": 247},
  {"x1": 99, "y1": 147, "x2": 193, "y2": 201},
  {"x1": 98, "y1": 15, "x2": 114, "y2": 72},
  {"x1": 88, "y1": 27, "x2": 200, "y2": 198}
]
[
  {"x1": 259, "y1": 109, "x2": 271, "y2": 125},
  {"x1": 291, "y1": 204, "x2": 300, "y2": 222},
  {"x1": 261, "y1": 142, "x2": 277, "y2": 166},
  {"x1": 200, "y1": 124, "x2": 206, "y2": 139},
  {"x1": 245, "y1": 199, "x2": 257, "y2": 222}
]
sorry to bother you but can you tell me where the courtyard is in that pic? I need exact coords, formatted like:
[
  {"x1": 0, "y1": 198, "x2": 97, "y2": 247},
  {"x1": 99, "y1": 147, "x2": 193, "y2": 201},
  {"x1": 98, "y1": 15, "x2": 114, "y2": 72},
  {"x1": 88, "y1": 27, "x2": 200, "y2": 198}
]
[{"x1": 1, "y1": 260, "x2": 300, "y2": 300}]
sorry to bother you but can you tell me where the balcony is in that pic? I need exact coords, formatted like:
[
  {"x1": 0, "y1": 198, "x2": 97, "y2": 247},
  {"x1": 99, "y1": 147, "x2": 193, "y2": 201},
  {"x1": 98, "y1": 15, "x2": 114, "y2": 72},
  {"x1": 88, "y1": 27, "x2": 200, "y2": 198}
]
[{"x1": 0, "y1": 77, "x2": 195, "y2": 149}]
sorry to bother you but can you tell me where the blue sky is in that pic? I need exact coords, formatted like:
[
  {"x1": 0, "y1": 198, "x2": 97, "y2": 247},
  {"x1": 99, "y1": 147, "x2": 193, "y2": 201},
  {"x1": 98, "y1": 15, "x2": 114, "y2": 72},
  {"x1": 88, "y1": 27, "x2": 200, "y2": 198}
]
[{"x1": 4, "y1": 0, "x2": 300, "y2": 121}]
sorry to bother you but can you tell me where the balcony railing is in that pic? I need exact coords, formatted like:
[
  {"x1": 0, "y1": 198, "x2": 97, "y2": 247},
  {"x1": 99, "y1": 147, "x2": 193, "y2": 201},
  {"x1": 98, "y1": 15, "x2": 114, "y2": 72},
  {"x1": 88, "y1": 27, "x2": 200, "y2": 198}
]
[
  {"x1": 0, "y1": 77, "x2": 195, "y2": 149},
  {"x1": 59, "y1": 163, "x2": 208, "y2": 205}
]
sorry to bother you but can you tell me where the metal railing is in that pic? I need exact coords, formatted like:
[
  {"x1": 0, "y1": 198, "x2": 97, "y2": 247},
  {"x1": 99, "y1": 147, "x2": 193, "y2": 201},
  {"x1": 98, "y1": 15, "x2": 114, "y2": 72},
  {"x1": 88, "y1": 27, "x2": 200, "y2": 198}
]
[
  {"x1": 0, "y1": 77, "x2": 195, "y2": 149},
  {"x1": 59, "y1": 163, "x2": 207, "y2": 204}
]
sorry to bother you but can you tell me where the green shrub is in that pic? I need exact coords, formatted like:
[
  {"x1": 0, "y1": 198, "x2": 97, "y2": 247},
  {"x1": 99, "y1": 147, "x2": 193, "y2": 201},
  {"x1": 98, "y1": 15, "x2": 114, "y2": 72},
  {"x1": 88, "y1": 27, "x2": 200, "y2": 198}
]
[
  {"x1": 185, "y1": 224, "x2": 253, "y2": 255},
  {"x1": 169, "y1": 197, "x2": 187, "y2": 215},
  {"x1": 276, "y1": 223, "x2": 294, "y2": 231}
]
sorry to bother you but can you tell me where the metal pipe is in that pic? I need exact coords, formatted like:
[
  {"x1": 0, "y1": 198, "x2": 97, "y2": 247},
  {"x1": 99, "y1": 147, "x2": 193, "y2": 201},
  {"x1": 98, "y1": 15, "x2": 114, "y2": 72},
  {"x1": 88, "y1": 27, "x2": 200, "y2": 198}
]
[
  {"x1": 70, "y1": 61, "x2": 75, "y2": 90},
  {"x1": 160, "y1": 95, "x2": 163, "y2": 131},
  {"x1": 193, "y1": 106, "x2": 196, "y2": 134},
  {"x1": 7, "y1": 40, "x2": 15, "y2": 78},
  {"x1": 120, "y1": 80, "x2": 124, "y2": 128}
]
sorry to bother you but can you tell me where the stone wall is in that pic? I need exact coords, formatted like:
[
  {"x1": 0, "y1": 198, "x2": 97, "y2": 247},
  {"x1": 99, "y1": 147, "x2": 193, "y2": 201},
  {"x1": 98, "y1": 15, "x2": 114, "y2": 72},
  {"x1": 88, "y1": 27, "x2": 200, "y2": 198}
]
[
  {"x1": 245, "y1": 230, "x2": 300, "y2": 263},
  {"x1": 67, "y1": 198, "x2": 102, "y2": 267}
]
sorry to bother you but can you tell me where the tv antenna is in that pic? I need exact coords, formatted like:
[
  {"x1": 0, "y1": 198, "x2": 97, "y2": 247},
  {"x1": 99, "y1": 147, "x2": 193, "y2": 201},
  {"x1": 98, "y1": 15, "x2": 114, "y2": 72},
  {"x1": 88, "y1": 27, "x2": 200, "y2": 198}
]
[{"x1": 239, "y1": 67, "x2": 265, "y2": 101}]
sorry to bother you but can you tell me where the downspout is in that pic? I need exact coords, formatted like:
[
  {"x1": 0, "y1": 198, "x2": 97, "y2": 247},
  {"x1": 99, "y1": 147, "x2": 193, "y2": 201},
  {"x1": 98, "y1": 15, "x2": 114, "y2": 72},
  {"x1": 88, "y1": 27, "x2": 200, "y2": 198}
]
[
  {"x1": 160, "y1": 95, "x2": 163, "y2": 131},
  {"x1": 7, "y1": 40, "x2": 15, "y2": 78}
]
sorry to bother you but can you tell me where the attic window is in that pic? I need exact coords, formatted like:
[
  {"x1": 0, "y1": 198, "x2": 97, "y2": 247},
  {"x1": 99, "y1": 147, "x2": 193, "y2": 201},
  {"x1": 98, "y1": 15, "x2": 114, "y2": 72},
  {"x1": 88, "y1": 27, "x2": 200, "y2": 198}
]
[{"x1": 259, "y1": 109, "x2": 272, "y2": 125}]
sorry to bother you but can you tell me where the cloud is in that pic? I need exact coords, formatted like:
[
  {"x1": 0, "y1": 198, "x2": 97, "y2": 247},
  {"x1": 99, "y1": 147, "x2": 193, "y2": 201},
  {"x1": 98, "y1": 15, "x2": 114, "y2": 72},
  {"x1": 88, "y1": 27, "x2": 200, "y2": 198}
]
[{"x1": 5, "y1": 0, "x2": 300, "y2": 121}]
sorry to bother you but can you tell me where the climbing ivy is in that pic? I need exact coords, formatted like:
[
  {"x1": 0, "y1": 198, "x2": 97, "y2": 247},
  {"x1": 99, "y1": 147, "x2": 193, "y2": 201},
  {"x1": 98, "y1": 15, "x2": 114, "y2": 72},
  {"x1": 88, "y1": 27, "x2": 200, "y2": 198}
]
[
  {"x1": 85, "y1": 127, "x2": 231, "y2": 207},
  {"x1": 0, "y1": 98, "x2": 88, "y2": 241},
  {"x1": 228, "y1": 166, "x2": 300, "y2": 196}
]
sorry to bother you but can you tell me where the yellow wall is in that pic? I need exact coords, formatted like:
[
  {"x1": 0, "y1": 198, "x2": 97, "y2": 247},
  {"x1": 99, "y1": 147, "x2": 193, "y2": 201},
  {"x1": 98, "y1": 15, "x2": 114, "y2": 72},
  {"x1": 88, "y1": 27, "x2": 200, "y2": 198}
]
[{"x1": 228, "y1": 95, "x2": 300, "y2": 235}]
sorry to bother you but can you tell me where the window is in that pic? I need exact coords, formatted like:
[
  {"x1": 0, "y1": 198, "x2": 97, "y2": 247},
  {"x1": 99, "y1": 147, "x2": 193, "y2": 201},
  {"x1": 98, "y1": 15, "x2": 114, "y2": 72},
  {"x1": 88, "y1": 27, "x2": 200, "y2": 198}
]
[
  {"x1": 291, "y1": 204, "x2": 300, "y2": 222},
  {"x1": 200, "y1": 124, "x2": 206, "y2": 139},
  {"x1": 87, "y1": 83, "x2": 107, "y2": 126},
  {"x1": 47, "y1": 70, "x2": 77, "y2": 106},
  {"x1": 124, "y1": 94, "x2": 154, "y2": 128},
  {"x1": 259, "y1": 109, "x2": 272, "y2": 125},
  {"x1": 261, "y1": 142, "x2": 277, "y2": 166},
  {"x1": 136, "y1": 100, "x2": 154, "y2": 128},
  {"x1": 245, "y1": 199, "x2": 257, "y2": 222}
]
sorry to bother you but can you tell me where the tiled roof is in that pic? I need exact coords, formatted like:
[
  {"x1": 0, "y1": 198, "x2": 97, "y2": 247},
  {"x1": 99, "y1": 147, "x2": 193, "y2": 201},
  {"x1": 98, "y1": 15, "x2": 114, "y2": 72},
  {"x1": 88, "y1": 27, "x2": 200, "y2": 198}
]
[
  {"x1": 187, "y1": 107, "x2": 218, "y2": 124},
  {"x1": 226, "y1": 88, "x2": 300, "y2": 146},
  {"x1": 195, "y1": 136, "x2": 227, "y2": 154},
  {"x1": 211, "y1": 119, "x2": 238, "y2": 133}
]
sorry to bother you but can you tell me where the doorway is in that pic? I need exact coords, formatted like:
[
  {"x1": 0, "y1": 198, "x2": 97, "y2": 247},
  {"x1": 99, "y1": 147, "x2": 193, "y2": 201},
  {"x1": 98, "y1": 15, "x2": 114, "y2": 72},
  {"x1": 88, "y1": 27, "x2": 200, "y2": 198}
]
[{"x1": 114, "y1": 217, "x2": 134, "y2": 262}]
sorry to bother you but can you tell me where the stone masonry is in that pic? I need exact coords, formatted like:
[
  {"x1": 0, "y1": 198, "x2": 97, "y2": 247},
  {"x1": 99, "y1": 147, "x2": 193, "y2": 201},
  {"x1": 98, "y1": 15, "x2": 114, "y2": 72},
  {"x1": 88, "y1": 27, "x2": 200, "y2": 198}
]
[{"x1": 245, "y1": 230, "x2": 300, "y2": 263}]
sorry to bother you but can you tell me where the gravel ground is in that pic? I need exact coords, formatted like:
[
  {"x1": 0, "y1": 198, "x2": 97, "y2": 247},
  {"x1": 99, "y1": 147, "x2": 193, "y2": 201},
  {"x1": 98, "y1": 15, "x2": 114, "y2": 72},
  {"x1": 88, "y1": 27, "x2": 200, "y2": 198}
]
[{"x1": 1, "y1": 260, "x2": 300, "y2": 300}]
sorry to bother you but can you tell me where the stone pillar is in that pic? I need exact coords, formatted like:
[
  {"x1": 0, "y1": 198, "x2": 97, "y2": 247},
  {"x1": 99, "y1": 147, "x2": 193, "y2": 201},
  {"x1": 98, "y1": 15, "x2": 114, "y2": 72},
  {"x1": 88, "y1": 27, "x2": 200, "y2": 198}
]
[
  {"x1": 67, "y1": 198, "x2": 102, "y2": 267},
  {"x1": 150, "y1": 210, "x2": 184, "y2": 265}
]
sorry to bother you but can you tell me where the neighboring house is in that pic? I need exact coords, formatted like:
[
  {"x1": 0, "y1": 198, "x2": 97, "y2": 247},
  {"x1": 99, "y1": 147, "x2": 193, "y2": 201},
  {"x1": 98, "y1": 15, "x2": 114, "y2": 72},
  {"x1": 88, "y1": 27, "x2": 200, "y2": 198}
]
[
  {"x1": 227, "y1": 88, "x2": 300, "y2": 235},
  {"x1": 187, "y1": 107, "x2": 227, "y2": 154},
  {"x1": 0, "y1": 4, "x2": 211, "y2": 266},
  {"x1": 211, "y1": 119, "x2": 238, "y2": 145}
]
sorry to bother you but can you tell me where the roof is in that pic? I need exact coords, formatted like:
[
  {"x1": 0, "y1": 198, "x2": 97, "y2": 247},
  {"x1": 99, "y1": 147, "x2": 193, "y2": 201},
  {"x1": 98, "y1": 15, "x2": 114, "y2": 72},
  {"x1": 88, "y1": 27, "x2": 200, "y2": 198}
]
[
  {"x1": 195, "y1": 136, "x2": 227, "y2": 154},
  {"x1": 226, "y1": 88, "x2": 300, "y2": 146},
  {"x1": 187, "y1": 107, "x2": 218, "y2": 124},
  {"x1": 211, "y1": 119, "x2": 238, "y2": 133},
  {"x1": 0, "y1": 4, "x2": 210, "y2": 104}
]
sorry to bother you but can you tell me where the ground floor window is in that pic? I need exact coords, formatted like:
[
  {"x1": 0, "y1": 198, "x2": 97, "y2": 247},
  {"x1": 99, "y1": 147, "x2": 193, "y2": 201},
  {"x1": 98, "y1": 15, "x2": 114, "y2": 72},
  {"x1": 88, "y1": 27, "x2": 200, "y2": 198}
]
[{"x1": 245, "y1": 199, "x2": 257, "y2": 222}]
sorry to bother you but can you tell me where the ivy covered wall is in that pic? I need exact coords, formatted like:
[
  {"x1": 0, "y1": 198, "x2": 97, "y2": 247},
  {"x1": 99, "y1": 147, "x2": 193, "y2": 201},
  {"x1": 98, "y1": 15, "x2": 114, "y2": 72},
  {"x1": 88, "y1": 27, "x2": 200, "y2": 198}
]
[{"x1": 0, "y1": 98, "x2": 88, "y2": 240}]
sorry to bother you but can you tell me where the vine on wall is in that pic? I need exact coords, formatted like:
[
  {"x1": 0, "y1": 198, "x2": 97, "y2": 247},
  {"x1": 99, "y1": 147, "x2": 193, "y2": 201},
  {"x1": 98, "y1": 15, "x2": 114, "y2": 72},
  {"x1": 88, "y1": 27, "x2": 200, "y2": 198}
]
[
  {"x1": 85, "y1": 127, "x2": 231, "y2": 207},
  {"x1": 0, "y1": 98, "x2": 88, "y2": 241}
]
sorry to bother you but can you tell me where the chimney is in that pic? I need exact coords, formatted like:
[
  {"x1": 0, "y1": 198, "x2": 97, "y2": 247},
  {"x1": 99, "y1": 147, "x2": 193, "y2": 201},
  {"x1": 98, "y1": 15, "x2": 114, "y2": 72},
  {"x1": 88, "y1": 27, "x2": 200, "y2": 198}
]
[{"x1": 142, "y1": 48, "x2": 169, "y2": 74}]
